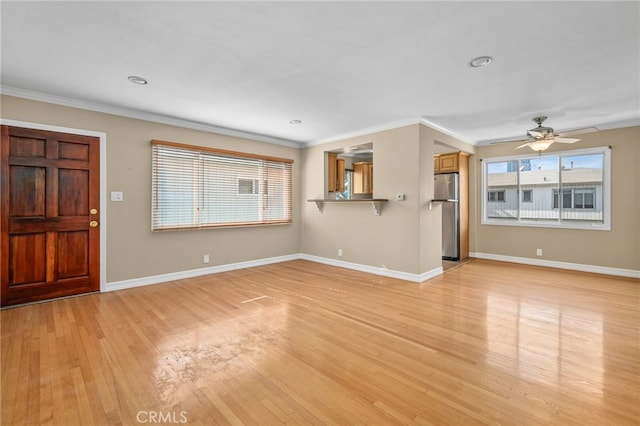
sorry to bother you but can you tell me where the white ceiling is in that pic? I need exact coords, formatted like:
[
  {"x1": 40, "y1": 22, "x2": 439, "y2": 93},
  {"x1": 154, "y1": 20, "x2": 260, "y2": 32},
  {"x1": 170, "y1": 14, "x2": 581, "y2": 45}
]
[{"x1": 2, "y1": 1, "x2": 639, "y2": 147}]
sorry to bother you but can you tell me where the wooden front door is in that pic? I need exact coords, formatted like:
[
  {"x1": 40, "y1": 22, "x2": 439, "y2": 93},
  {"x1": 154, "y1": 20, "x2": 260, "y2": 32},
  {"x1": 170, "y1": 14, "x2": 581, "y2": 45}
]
[{"x1": 1, "y1": 125, "x2": 100, "y2": 307}]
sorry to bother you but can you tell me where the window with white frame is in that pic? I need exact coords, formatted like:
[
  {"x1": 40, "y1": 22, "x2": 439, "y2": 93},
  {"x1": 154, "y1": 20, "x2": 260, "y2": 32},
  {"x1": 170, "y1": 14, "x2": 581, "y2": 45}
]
[
  {"x1": 151, "y1": 140, "x2": 293, "y2": 231},
  {"x1": 481, "y1": 146, "x2": 610, "y2": 230},
  {"x1": 488, "y1": 190, "x2": 506, "y2": 202},
  {"x1": 237, "y1": 178, "x2": 261, "y2": 195},
  {"x1": 552, "y1": 188, "x2": 596, "y2": 209}
]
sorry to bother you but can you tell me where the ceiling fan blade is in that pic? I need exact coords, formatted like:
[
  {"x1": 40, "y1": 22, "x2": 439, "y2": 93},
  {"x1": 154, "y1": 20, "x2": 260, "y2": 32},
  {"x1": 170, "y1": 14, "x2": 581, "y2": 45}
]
[
  {"x1": 553, "y1": 137, "x2": 580, "y2": 143},
  {"x1": 515, "y1": 142, "x2": 532, "y2": 149}
]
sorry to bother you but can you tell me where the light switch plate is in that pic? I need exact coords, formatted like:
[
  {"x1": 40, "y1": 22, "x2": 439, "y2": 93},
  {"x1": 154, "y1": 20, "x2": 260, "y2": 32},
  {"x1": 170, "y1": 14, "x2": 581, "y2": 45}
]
[{"x1": 110, "y1": 191, "x2": 123, "y2": 202}]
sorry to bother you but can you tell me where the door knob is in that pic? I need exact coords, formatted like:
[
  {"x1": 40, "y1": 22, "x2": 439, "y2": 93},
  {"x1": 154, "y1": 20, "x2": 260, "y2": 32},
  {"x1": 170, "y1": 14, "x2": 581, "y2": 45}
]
[
  {"x1": 89, "y1": 221, "x2": 99, "y2": 228},
  {"x1": 90, "y1": 209, "x2": 98, "y2": 215}
]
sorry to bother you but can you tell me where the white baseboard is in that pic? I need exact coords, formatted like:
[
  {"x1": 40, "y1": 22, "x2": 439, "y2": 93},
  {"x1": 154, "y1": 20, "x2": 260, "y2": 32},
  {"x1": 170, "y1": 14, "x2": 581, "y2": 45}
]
[
  {"x1": 469, "y1": 252, "x2": 640, "y2": 279},
  {"x1": 105, "y1": 253, "x2": 444, "y2": 292},
  {"x1": 107, "y1": 250, "x2": 638, "y2": 294},
  {"x1": 105, "y1": 254, "x2": 301, "y2": 292},
  {"x1": 299, "y1": 254, "x2": 442, "y2": 283}
]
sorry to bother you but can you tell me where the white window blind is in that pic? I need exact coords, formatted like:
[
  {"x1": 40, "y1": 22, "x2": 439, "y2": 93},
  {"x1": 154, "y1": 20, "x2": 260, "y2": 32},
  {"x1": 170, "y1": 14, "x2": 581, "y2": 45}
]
[{"x1": 151, "y1": 140, "x2": 293, "y2": 231}]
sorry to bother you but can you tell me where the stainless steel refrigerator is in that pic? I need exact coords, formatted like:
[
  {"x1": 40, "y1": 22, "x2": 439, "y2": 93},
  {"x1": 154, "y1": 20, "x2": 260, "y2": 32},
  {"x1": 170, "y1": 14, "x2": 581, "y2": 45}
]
[{"x1": 434, "y1": 173, "x2": 459, "y2": 260}]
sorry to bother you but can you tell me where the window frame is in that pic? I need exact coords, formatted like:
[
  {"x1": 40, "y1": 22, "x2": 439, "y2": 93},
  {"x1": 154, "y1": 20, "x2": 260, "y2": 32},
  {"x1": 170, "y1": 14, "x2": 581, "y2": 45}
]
[
  {"x1": 488, "y1": 190, "x2": 506, "y2": 203},
  {"x1": 573, "y1": 188, "x2": 596, "y2": 210},
  {"x1": 151, "y1": 140, "x2": 293, "y2": 231},
  {"x1": 552, "y1": 187, "x2": 596, "y2": 210},
  {"x1": 237, "y1": 177, "x2": 261, "y2": 195},
  {"x1": 481, "y1": 146, "x2": 611, "y2": 231}
]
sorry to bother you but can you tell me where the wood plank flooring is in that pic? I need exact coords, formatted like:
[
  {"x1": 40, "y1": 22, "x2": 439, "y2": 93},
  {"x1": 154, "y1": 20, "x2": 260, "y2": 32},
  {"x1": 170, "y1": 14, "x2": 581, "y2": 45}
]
[{"x1": 1, "y1": 259, "x2": 639, "y2": 425}]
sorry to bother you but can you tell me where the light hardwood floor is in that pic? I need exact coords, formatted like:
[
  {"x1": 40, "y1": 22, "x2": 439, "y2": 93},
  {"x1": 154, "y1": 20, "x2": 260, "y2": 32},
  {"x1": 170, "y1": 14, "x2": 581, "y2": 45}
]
[{"x1": 1, "y1": 259, "x2": 639, "y2": 425}]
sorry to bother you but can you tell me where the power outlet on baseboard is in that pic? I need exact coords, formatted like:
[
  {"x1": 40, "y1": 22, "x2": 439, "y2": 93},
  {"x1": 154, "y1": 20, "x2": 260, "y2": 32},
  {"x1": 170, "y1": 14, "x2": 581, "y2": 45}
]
[
  {"x1": 338, "y1": 249, "x2": 343, "y2": 257},
  {"x1": 203, "y1": 254, "x2": 210, "y2": 264},
  {"x1": 536, "y1": 248, "x2": 543, "y2": 257}
]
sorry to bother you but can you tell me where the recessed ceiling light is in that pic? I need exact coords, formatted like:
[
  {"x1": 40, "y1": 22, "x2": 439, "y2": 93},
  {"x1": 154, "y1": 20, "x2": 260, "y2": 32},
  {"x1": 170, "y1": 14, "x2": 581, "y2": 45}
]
[
  {"x1": 468, "y1": 56, "x2": 493, "y2": 68},
  {"x1": 128, "y1": 75, "x2": 148, "y2": 85},
  {"x1": 289, "y1": 119, "x2": 302, "y2": 125}
]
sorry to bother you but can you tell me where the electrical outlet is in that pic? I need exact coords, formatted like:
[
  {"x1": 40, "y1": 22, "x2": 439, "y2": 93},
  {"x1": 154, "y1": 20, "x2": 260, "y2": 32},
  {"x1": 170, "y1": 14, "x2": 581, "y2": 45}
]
[
  {"x1": 338, "y1": 249, "x2": 343, "y2": 257},
  {"x1": 536, "y1": 248, "x2": 543, "y2": 257},
  {"x1": 203, "y1": 254, "x2": 210, "y2": 264}
]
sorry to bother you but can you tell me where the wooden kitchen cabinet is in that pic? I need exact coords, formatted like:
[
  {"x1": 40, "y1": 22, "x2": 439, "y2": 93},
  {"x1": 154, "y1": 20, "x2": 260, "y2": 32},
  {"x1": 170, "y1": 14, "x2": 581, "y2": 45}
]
[
  {"x1": 328, "y1": 152, "x2": 337, "y2": 192},
  {"x1": 435, "y1": 153, "x2": 459, "y2": 173},
  {"x1": 328, "y1": 153, "x2": 346, "y2": 193},
  {"x1": 353, "y1": 161, "x2": 373, "y2": 194},
  {"x1": 458, "y1": 153, "x2": 469, "y2": 260},
  {"x1": 336, "y1": 158, "x2": 345, "y2": 192}
]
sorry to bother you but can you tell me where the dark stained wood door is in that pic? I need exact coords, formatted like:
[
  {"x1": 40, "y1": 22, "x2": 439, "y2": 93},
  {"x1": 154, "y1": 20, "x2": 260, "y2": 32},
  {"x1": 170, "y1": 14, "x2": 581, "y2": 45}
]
[{"x1": 1, "y1": 125, "x2": 100, "y2": 306}]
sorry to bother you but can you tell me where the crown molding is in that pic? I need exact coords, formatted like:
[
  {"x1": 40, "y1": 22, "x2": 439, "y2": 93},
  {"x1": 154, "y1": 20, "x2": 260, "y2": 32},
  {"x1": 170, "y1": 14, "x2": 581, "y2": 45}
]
[
  {"x1": 592, "y1": 117, "x2": 640, "y2": 131},
  {"x1": 303, "y1": 116, "x2": 476, "y2": 148},
  {"x1": 1, "y1": 85, "x2": 301, "y2": 149},
  {"x1": 475, "y1": 116, "x2": 640, "y2": 146},
  {"x1": 304, "y1": 116, "x2": 423, "y2": 147},
  {"x1": 2, "y1": 86, "x2": 500, "y2": 150},
  {"x1": 419, "y1": 117, "x2": 474, "y2": 144}
]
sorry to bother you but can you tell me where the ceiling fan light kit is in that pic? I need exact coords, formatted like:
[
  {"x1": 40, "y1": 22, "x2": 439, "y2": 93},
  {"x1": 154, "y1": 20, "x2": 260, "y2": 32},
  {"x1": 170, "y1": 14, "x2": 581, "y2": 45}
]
[
  {"x1": 516, "y1": 116, "x2": 582, "y2": 152},
  {"x1": 527, "y1": 140, "x2": 554, "y2": 152}
]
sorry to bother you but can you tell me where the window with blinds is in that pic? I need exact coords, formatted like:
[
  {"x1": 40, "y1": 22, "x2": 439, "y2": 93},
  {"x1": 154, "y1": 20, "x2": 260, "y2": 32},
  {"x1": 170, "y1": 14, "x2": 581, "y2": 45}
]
[{"x1": 151, "y1": 140, "x2": 293, "y2": 231}]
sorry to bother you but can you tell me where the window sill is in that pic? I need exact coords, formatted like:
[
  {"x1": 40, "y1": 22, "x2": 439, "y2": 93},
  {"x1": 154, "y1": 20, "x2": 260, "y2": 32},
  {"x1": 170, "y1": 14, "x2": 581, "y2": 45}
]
[
  {"x1": 152, "y1": 220, "x2": 292, "y2": 232},
  {"x1": 481, "y1": 219, "x2": 610, "y2": 231}
]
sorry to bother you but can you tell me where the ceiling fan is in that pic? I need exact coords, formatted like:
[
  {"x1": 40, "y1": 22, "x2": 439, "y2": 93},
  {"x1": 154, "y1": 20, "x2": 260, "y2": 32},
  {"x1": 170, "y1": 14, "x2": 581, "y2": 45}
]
[{"x1": 514, "y1": 116, "x2": 583, "y2": 152}]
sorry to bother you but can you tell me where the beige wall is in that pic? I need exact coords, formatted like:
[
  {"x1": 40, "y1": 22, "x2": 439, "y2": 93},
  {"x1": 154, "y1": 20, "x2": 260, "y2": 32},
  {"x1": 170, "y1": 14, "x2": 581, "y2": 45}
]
[
  {"x1": 1, "y1": 95, "x2": 301, "y2": 282},
  {"x1": 301, "y1": 125, "x2": 424, "y2": 274},
  {"x1": 300, "y1": 123, "x2": 475, "y2": 276},
  {"x1": 3, "y1": 94, "x2": 636, "y2": 283},
  {"x1": 470, "y1": 126, "x2": 640, "y2": 272}
]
